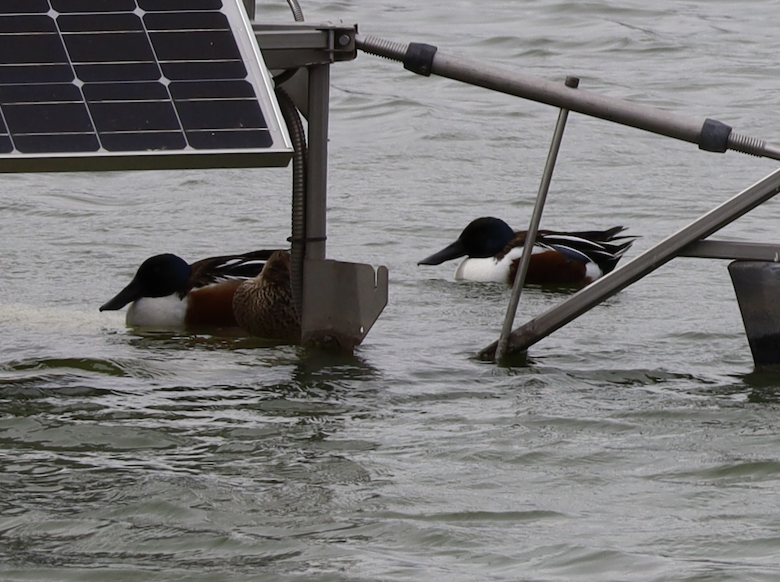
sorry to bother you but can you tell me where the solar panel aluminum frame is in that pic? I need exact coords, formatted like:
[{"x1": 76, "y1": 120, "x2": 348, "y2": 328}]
[{"x1": 0, "y1": 0, "x2": 292, "y2": 173}]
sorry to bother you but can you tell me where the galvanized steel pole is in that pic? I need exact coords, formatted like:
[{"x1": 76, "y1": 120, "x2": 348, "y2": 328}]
[
  {"x1": 495, "y1": 77, "x2": 579, "y2": 362},
  {"x1": 306, "y1": 63, "x2": 330, "y2": 261},
  {"x1": 356, "y1": 34, "x2": 780, "y2": 161}
]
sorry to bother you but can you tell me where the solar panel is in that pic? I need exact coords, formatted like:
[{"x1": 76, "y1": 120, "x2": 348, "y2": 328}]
[{"x1": 0, "y1": 0, "x2": 292, "y2": 172}]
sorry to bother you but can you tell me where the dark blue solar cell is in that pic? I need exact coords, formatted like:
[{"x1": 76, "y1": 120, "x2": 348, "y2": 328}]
[
  {"x1": 169, "y1": 80, "x2": 257, "y2": 100},
  {"x1": 50, "y1": 0, "x2": 137, "y2": 13},
  {"x1": 0, "y1": 15, "x2": 56, "y2": 33},
  {"x1": 64, "y1": 31, "x2": 155, "y2": 63},
  {"x1": 186, "y1": 129, "x2": 273, "y2": 150},
  {"x1": 0, "y1": 0, "x2": 49, "y2": 13},
  {"x1": 139, "y1": 0, "x2": 224, "y2": 11},
  {"x1": 0, "y1": 63, "x2": 74, "y2": 84},
  {"x1": 89, "y1": 101, "x2": 181, "y2": 133},
  {"x1": 0, "y1": 83, "x2": 82, "y2": 104},
  {"x1": 144, "y1": 11, "x2": 230, "y2": 31},
  {"x1": 176, "y1": 99, "x2": 266, "y2": 131},
  {"x1": 73, "y1": 63, "x2": 162, "y2": 83},
  {"x1": 3, "y1": 34, "x2": 69, "y2": 65},
  {"x1": 100, "y1": 132, "x2": 186, "y2": 152},
  {"x1": 149, "y1": 30, "x2": 241, "y2": 62},
  {"x1": 83, "y1": 82, "x2": 170, "y2": 102},
  {"x1": 0, "y1": 116, "x2": 10, "y2": 153},
  {"x1": 4, "y1": 102, "x2": 94, "y2": 135},
  {"x1": 14, "y1": 133, "x2": 100, "y2": 154},
  {"x1": 160, "y1": 61, "x2": 247, "y2": 81},
  {"x1": 57, "y1": 13, "x2": 144, "y2": 33}
]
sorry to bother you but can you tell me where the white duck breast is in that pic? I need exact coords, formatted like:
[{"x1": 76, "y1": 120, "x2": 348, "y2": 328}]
[
  {"x1": 126, "y1": 295, "x2": 188, "y2": 328},
  {"x1": 454, "y1": 245, "x2": 534, "y2": 282}
]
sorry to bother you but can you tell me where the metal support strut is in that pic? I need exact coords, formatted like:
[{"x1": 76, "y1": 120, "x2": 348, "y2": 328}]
[
  {"x1": 355, "y1": 34, "x2": 780, "y2": 161},
  {"x1": 251, "y1": 22, "x2": 387, "y2": 351},
  {"x1": 495, "y1": 76, "x2": 579, "y2": 361}
]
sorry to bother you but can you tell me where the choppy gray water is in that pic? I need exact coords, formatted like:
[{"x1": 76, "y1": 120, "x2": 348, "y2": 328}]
[{"x1": 3, "y1": 1, "x2": 780, "y2": 580}]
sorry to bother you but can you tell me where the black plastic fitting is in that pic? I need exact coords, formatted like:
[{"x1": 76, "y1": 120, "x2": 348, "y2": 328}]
[
  {"x1": 403, "y1": 42, "x2": 438, "y2": 76},
  {"x1": 699, "y1": 118, "x2": 732, "y2": 153}
]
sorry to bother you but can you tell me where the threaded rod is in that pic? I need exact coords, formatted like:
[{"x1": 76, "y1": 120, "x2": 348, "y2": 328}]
[{"x1": 355, "y1": 34, "x2": 408, "y2": 61}]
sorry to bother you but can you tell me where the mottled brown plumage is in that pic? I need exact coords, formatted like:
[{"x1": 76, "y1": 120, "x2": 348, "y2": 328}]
[{"x1": 232, "y1": 250, "x2": 301, "y2": 343}]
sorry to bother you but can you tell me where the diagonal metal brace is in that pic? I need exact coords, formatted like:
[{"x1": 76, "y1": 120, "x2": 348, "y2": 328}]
[{"x1": 479, "y1": 167, "x2": 780, "y2": 360}]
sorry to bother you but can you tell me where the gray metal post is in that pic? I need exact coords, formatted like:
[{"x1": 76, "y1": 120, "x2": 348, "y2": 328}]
[
  {"x1": 495, "y1": 77, "x2": 578, "y2": 361},
  {"x1": 306, "y1": 64, "x2": 329, "y2": 260},
  {"x1": 430, "y1": 50, "x2": 707, "y2": 145},
  {"x1": 298, "y1": 61, "x2": 389, "y2": 350},
  {"x1": 248, "y1": 23, "x2": 388, "y2": 350},
  {"x1": 356, "y1": 34, "x2": 780, "y2": 161},
  {"x1": 480, "y1": 167, "x2": 780, "y2": 359}
]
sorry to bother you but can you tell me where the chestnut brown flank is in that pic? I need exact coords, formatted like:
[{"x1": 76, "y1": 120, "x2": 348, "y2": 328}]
[
  {"x1": 186, "y1": 280, "x2": 243, "y2": 327},
  {"x1": 511, "y1": 251, "x2": 588, "y2": 286}
]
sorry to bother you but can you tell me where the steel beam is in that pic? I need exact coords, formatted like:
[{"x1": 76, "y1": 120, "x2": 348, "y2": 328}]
[
  {"x1": 254, "y1": 24, "x2": 357, "y2": 69},
  {"x1": 295, "y1": 62, "x2": 388, "y2": 349},
  {"x1": 681, "y1": 240, "x2": 780, "y2": 261},
  {"x1": 356, "y1": 34, "x2": 780, "y2": 161},
  {"x1": 496, "y1": 78, "x2": 577, "y2": 360}
]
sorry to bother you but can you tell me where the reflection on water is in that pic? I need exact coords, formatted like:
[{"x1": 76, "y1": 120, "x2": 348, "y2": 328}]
[
  {"x1": 739, "y1": 372, "x2": 780, "y2": 404},
  {"x1": 0, "y1": 340, "x2": 383, "y2": 579}
]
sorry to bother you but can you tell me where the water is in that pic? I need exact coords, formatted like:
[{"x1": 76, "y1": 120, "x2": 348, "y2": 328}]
[{"x1": 2, "y1": 0, "x2": 780, "y2": 580}]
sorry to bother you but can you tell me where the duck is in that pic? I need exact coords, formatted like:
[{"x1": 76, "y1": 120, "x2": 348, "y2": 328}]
[
  {"x1": 418, "y1": 216, "x2": 636, "y2": 286},
  {"x1": 232, "y1": 250, "x2": 301, "y2": 343},
  {"x1": 99, "y1": 250, "x2": 281, "y2": 329}
]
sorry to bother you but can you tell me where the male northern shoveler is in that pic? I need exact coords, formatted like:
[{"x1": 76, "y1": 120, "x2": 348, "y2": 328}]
[
  {"x1": 99, "y1": 250, "x2": 281, "y2": 329},
  {"x1": 232, "y1": 250, "x2": 301, "y2": 343},
  {"x1": 418, "y1": 216, "x2": 636, "y2": 286}
]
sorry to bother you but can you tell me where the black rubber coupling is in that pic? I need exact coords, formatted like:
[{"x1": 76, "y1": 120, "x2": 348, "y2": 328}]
[
  {"x1": 699, "y1": 118, "x2": 732, "y2": 153},
  {"x1": 403, "y1": 42, "x2": 438, "y2": 76}
]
